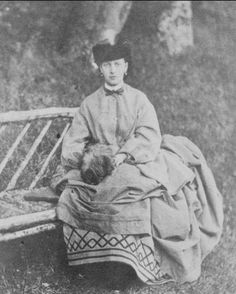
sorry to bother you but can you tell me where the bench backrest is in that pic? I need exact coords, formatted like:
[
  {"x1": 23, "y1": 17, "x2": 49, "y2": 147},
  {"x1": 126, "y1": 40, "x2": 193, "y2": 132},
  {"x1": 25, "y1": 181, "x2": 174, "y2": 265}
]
[{"x1": 0, "y1": 107, "x2": 77, "y2": 193}]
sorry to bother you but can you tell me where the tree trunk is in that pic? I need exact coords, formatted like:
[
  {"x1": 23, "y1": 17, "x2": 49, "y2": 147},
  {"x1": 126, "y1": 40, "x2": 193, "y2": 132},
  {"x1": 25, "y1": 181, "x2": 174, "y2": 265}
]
[
  {"x1": 97, "y1": 1, "x2": 132, "y2": 44},
  {"x1": 158, "y1": 1, "x2": 193, "y2": 55}
]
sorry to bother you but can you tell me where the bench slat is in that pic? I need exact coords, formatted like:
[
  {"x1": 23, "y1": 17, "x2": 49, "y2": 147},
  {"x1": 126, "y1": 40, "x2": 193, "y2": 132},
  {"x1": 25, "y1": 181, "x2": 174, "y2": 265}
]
[
  {"x1": 0, "y1": 107, "x2": 76, "y2": 241},
  {"x1": 0, "y1": 208, "x2": 56, "y2": 233},
  {"x1": 29, "y1": 122, "x2": 71, "y2": 189},
  {"x1": 6, "y1": 120, "x2": 52, "y2": 190},
  {"x1": 0, "y1": 125, "x2": 7, "y2": 135},
  {"x1": 0, "y1": 107, "x2": 77, "y2": 123},
  {"x1": 0, "y1": 223, "x2": 58, "y2": 242},
  {"x1": 0, "y1": 122, "x2": 31, "y2": 176}
]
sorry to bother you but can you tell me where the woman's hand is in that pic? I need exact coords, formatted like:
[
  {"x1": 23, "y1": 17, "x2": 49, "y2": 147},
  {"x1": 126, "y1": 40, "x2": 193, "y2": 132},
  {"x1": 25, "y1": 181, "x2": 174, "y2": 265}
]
[{"x1": 113, "y1": 153, "x2": 127, "y2": 167}]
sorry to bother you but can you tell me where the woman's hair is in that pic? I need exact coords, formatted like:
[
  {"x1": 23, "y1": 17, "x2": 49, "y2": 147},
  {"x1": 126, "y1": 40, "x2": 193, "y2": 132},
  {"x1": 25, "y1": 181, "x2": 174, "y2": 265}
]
[{"x1": 81, "y1": 144, "x2": 115, "y2": 185}]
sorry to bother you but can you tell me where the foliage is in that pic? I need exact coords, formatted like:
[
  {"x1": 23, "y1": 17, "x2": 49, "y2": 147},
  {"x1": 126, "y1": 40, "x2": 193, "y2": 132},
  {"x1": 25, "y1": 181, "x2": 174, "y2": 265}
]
[{"x1": 0, "y1": 1, "x2": 100, "y2": 111}]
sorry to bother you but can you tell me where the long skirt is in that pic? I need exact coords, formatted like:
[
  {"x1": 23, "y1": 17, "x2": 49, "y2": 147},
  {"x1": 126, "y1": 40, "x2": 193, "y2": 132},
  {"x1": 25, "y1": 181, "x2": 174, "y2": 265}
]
[
  {"x1": 63, "y1": 225, "x2": 171, "y2": 285},
  {"x1": 57, "y1": 136, "x2": 224, "y2": 284}
]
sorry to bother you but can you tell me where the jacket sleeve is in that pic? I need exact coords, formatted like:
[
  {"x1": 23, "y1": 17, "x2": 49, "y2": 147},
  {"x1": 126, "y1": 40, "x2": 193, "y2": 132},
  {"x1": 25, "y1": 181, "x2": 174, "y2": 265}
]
[
  {"x1": 118, "y1": 96, "x2": 161, "y2": 163},
  {"x1": 61, "y1": 102, "x2": 91, "y2": 170}
]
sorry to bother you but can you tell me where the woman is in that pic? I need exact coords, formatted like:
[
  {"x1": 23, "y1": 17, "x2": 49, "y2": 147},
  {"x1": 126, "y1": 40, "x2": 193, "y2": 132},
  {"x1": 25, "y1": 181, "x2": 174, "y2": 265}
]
[{"x1": 56, "y1": 39, "x2": 223, "y2": 286}]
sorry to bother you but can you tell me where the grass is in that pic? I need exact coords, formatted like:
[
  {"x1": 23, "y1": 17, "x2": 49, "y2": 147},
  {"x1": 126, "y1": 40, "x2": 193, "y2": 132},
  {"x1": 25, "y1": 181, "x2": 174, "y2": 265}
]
[{"x1": 0, "y1": 1, "x2": 236, "y2": 293}]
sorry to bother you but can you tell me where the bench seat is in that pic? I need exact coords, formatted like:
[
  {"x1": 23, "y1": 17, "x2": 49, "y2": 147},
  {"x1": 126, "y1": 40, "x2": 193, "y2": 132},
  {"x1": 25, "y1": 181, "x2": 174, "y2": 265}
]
[{"x1": 0, "y1": 107, "x2": 77, "y2": 242}]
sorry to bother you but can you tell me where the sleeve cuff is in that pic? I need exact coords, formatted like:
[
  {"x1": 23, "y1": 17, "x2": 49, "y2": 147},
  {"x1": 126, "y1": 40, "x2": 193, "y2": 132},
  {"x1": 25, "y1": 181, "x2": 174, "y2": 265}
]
[{"x1": 118, "y1": 152, "x2": 135, "y2": 164}]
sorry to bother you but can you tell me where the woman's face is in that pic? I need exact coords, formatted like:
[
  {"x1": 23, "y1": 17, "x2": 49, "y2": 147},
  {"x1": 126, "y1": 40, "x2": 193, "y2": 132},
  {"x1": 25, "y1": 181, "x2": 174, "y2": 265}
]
[{"x1": 100, "y1": 58, "x2": 128, "y2": 86}]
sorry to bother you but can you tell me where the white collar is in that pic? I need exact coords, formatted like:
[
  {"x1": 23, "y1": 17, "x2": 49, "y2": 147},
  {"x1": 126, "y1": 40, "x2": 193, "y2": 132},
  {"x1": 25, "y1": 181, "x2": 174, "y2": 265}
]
[{"x1": 104, "y1": 82, "x2": 124, "y2": 91}]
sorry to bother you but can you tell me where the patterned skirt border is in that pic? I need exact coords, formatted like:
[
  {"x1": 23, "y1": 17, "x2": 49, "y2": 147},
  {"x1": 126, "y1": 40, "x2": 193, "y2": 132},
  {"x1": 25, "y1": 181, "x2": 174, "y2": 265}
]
[{"x1": 63, "y1": 224, "x2": 173, "y2": 285}]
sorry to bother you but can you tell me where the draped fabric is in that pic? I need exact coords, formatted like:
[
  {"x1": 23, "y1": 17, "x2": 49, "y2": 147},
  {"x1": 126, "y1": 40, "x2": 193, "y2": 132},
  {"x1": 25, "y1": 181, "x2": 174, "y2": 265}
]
[{"x1": 57, "y1": 83, "x2": 223, "y2": 284}]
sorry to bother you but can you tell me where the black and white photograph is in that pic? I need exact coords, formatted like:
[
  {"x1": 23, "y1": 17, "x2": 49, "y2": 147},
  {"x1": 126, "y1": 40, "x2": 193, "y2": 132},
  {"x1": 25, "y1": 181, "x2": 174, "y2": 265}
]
[{"x1": 0, "y1": 1, "x2": 235, "y2": 293}]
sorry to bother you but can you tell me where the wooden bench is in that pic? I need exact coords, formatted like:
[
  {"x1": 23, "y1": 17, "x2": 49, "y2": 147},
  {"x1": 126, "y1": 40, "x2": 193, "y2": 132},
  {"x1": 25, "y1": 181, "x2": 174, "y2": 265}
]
[{"x1": 0, "y1": 107, "x2": 77, "y2": 242}]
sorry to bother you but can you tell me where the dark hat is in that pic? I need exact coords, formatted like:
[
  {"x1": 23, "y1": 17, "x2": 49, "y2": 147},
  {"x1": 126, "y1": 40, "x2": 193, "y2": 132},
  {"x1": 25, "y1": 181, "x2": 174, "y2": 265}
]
[{"x1": 92, "y1": 39, "x2": 131, "y2": 66}]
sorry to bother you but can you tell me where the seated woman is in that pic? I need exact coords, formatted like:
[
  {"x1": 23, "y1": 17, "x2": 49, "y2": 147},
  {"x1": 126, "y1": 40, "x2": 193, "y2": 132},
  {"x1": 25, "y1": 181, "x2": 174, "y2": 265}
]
[{"x1": 56, "y1": 38, "x2": 224, "y2": 287}]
